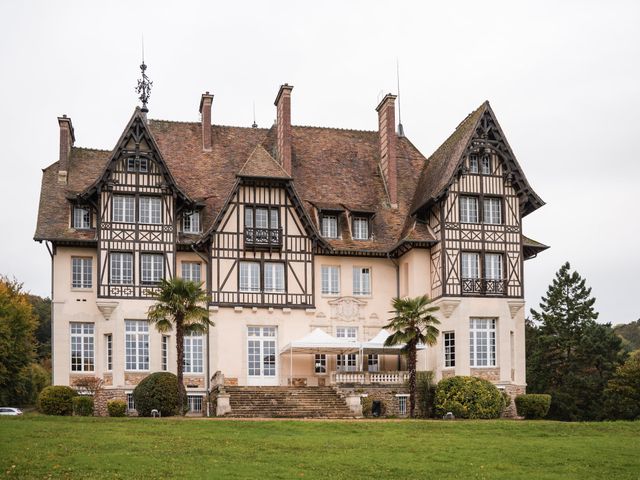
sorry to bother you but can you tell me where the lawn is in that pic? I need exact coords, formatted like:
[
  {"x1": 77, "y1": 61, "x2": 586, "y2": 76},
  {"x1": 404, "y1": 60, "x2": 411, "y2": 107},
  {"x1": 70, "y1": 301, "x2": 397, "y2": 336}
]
[{"x1": 1, "y1": 417, "x2": 639, "y2": 479}]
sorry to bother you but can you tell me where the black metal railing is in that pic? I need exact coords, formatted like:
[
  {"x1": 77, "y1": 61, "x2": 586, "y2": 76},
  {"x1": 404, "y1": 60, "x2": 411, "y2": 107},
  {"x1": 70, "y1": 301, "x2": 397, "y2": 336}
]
[
  {"x1": 244, "y1": 227, "x2": 282, "y2": 248},
  {"x1": 461, "y1": 278, "x2": 507, "y2": 295}
]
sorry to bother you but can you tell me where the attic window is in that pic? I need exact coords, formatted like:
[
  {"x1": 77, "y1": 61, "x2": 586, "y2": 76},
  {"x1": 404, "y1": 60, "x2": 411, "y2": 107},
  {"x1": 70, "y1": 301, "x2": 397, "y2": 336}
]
[
  {"x1": 183, "y1": 210, "x2": 201, "y2": 234},
  {"x1": 481, "y1": 155, "x2": 491, "y2": 175},
  {"x1": 72, "y1": 206, "x2": 90, "y2": 229},
  {"x1": 352, "y1": 217, "x2": 369, "y2": 240},
  {"x1": 321, "y1": 215, "x2": 338, "y2": 239},
  {"x1": 127, "y1": 157, "x2": 148, "y2": 173},
  {"x1": 469, "y1": 154, "x2": 479, "y2": 174}
]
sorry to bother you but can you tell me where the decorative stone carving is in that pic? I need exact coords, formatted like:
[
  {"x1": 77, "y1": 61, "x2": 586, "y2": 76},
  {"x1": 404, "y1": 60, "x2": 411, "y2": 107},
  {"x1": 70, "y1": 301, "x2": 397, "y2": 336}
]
[
  {"x1": 507, "y1": 300, "x2": 525, "y2": 319},
  {"x1": 96, "y1": 301, "x2": 119, "y2": 320},
  {"x1": 328, "y1": 296, "x2": 367, "y2": 322},
  {"x1": 436, "y1": 299, "x2": 460, "y2": 318}
]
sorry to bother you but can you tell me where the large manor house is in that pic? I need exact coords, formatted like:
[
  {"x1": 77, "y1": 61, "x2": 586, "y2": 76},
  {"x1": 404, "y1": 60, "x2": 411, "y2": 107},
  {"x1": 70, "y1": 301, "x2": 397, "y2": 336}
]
[{"x1": 35, "y1": 79, "x2": 546, "y2": 416}]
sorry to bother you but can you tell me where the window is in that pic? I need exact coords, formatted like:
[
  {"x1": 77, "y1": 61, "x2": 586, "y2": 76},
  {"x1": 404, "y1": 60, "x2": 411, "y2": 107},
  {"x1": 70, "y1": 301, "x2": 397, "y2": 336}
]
[
  {"x1": 239, "y1": 262, "x2": 260, "y2": 292},
  {"x1": 70, "y1": 323, "x2": 94, "y2": 372},
  {"x1": 397, "y1": 395, "x2": 409, "y2": 416},
  {"x1": 139, "y1": 197, "x2": 161, "y2": 224},
  {"x1": 336, "y1": 327, "x2": 357, "y2": 341},
  {"x1": 469, "y1": 154, "x2": 479, "y2": 174},
  {"x1": 321, "y1": 265, "x2": 340, "y2": 295},
  {"x1": 459, "y1": 196, "x2": 479, "y2": 223},
  {"x1": 141, "y1": 253, "x2": 163, "y2": 284},
  {"x1": 245, "y1": 207, "x2": 279, "y2": 229},
  {"x1": 368, "y1": 354, "x2": 379, "y2": 372},
  {"x1": 461, "y1": 252, "x2": 480, "y2": 279},
  {"x1": 337, "y1": 354, "x2": 357, "y2": 372},
  {"x1": 184, "y1": 333, "x2": 203, "y2": 374},
  {"x1": 314, "y1": 354, "x2": 327, "y2": 374},
  {"x1": 264, "y1": 262, "x2": 285, "y2": 293},
  {"x1": 187, "y1": 395, "x2": 203, "y2": 413},
  {"x1": 483, "y1": 198, "x2": 502, "y2": 224},
  {"x1": 161, "y1": 335, "x2": 169, "y2": 371},
  {"x1": 353, "y1": 267, "x2": 371, "y2": 296},
  {"x1": 470, "y1": 318, "x2": 497, "y2": 367},
  {"x1": 183, "y1": 210, "x2": 201, "y2": 233},
  {"x1": 182, "y1": 262, "x2": 201, "y2": 283},
  {"x1": 72, "y1": 206, "x2": 90, "y2": 229},
  {"x1": 105, "y1": 334, "x2": 113, "y2": 371},
  {"x1": 112, "y1": 195, "x2": 135, "y2": 223},
  {"x1": 485, "y1": 253, "x2": 503, "y2": 280},
  {"x1": 71, "y1": 257, "x2": 92, "y2": 289},
  {"x1": 352, "y1": 217, "x2": 369, "y2": 240},
  {"x1": 444, "y1": 331, "x2": 455, "y2": 368},
  {"x1": 481, "y1": 155, "x2": 492, "y2": 175},
  {"x1": 126, "y1": 393, "x2": 136, "y2": 412},
  {"x1": 127, "y1": 157, "x2": 148, "y2": 173},
  {"x1": 321, "y1": 215, "x2": 338, "y2": 238},
  {"x1": 110, "y1": 253, "x2": 133, "y2": 284},
  {"x1": 125, "y1": 320, "x2": 149, "y2": 371}
]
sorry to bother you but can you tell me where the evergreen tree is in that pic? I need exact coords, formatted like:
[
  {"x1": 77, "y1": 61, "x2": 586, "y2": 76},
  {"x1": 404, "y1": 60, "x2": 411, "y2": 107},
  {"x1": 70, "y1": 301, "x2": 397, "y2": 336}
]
[{"x1": 527, "y1": 262, "x2": 624, "y2": 420}]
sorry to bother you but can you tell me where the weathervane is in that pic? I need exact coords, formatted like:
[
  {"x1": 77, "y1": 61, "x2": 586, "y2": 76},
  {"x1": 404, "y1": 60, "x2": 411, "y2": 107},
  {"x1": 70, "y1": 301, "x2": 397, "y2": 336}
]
[{"x1": 135, "y1": 36, "x2": 152, "y2": 112}]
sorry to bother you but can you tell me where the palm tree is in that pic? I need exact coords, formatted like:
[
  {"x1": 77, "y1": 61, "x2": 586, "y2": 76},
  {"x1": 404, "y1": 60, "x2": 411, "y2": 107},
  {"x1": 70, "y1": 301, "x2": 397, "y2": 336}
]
[
  {"x1": 384, "y1": 295, "x2": 440, "y2": 418},
  {"x1": 147, "y1": 278, "x2": 212, "y2": 414}
]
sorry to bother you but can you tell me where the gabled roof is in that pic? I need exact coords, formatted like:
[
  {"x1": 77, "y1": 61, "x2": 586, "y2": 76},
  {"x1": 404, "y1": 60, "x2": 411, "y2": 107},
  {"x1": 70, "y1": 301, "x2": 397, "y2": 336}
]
[
  {"x1": 238, "y1": 145, "x2": 290, "y2": 179},
  {"x1": 523, "y1": 235, "x2": 550, "y2": 260}
]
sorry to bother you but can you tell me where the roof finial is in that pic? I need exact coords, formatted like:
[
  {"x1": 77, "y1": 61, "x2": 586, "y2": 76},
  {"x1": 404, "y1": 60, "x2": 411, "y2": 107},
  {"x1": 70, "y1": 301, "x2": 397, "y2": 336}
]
[
  {"x1": 136, "y1": 35, "x2": 153, "y2": 113},
  {"x1": 252, "y1": 101, "x2": 258, "y2": 128},
  {"x1": 396, "y1": 58, "x2": 404, "y2": 137}
]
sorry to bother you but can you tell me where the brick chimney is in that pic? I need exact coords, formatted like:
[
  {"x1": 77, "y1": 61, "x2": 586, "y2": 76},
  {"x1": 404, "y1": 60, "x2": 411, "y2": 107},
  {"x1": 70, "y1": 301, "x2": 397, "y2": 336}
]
[
  {"x1": 199, "y1": 92, "x2": 214, "y2": 151},
  {"x1": 274, "y1": 84, "x2": 293, "y2": 175},
  {"x1": 57, "y1": 115, "x2": 75, "y2": 185},
  {"x1": 375, "y1": 94, "x2": 398, "y2": 206}
]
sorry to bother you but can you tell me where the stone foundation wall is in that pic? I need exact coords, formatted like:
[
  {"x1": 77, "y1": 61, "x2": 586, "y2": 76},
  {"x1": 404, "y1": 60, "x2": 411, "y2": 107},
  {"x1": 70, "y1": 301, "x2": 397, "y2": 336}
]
[
  {"x1": 103, "y1": 373, "x2": 113, "y2": 386},
  {"x1": 336, "y1": 385, "x2": 410, "y2": 418},
  {"x1": 501, "y1": 384, "x2": 526, "y2": 418},
  {"x1": 470, "y1": 368, "x2": 500, "y2": 381},
  {"x1": 184, "y1": 376, "x2": 205, "y2": 388},
  {"x1": 125, "y1": 373, "x2": 149, "y2": 386},
  {"x1": 94, "y1": 389, "x2": 127, "y2": 417}
]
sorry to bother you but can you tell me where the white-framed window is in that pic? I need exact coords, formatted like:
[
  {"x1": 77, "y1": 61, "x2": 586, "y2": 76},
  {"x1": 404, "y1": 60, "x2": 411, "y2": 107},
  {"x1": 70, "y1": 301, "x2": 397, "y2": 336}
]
[
  {"x1": 470, "y1": 318, "x2": 497, "y2": 367},
  {"x1": 245, "y1": 206, "x2": 279, "y2": 229},
  {"x1": 70, "y1": 323, "x2": 94, "y2": 372},
  {"x1": 105, "y1": 334, "x2": 113, "y2": 371},
  {"x1": 247, "y1": 326, "x2": 277, "y2": 378},
  {"x1": 183, "y1": 211, "x2": 201, "y2": 233},
  {"x1": 483, "y1": 197, "x2": 502, "y2": 225},
  {"x1": 396, "y1": 395, "x2": 409, "y2": 416},
  {"x1": 71, "y1": 257, "x2": 92, "y2": 289},
  {"x1": 239, "y1": 262, "x2": 260, "y2": 292},
  {"x1": 461, "y1": 252, "x2": 480, "y2": 279},
  {"x1": 321, "y1": 265, "x2": 340, "y2": 295},
  {"x1": 459, "y1": 196, "x2": 479, "y2": 223},
  {"x1": 161, "y1": 335, "x2": 169, "y2": 371},
  {"x1": 353, "y1": 267, "x2": 371, "y2": 296},
  {"x1": 141, "y1": 253, "x2": 163, "y2": 284},
  {"x1": 187, "y1": 395, "x2": 203, "y2": 413},
  {"x1": 485, "y1": 253, "x2": 503, "y2": 280},
  {"x1": 110, "y1": 252, "x2": 133, "y2": 284},
  {"x1": 321, "y1": 215, "x2": 338, "y2": 238},
  {"x1": 125, "y1": 320, "x2": 149, "y2": 371},
  {"x1": 139, "y1": 197, "x2": 162, "y2": 224},
  {"x1": 183, "y1": 333, "x2": 203, "y2": 374},
  {"x1": 181, "y1": 262, "x2": 201, "y2": 283},
  {"x1": 112, "y1": 195, "x2": 135, "y2": 223},
  {"x1": 126, "y1": 393, "x2": 136, "y2": 412},
  {"x1": 368, "y1": 354, "x2": 379, "y2": 372},
  {"x1": 314, "y1": 354, "x2": 326, "y2": 374},
  {"x1": 337, "y1": 354, "x2": 358, "y2": 372},
  {"x1": 127, "y1": 157, "x2": 148, "y2": 173},
  {"x1": 72, "y1": 206, "x2": 90, "y2": 229},
  {"x1": 469, "y1": 154, "x2": 479, "y2": 173},
  {"x1": 264, "y1": 262, "x2": 285, "y2": 293},
  {"x1": 352, "y1": 217, "x2": 369, "y2": 240},
  {"x1": 444, "y1": 331, "x2": 455, "y2": 368},
  {"x1": 336, "y1": 327, "x2": 357, "y2": 341},
  {"x1": 481, "y1": 154, "x2": 492, "y2": 175}
]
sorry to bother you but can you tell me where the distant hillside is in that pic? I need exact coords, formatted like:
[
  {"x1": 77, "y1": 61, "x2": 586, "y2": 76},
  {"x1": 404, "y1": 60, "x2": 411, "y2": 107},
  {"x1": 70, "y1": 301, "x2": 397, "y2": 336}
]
[{"x1": 614, "y1": 319, "x2": 640, "y2": 353}]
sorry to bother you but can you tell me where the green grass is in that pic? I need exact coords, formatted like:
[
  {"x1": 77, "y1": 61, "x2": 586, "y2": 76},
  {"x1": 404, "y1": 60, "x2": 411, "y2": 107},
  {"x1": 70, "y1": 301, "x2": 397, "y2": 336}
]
[{"x1": 1, "y1": 416, "x2": 639, "y2": 479}]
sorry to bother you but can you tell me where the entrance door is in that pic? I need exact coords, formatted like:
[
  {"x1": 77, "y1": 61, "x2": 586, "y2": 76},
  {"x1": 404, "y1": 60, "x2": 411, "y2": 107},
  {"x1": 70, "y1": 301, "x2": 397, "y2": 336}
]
[{"x1": 247, "y1": 326, "x2": 278, "y2": 385}]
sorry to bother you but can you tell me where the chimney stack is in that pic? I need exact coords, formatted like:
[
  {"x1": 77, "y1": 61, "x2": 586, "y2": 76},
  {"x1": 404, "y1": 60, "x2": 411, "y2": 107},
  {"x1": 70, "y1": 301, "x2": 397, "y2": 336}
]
[
  {"x1": 274, "y1": 84, "x2": 293, "y2": 175},
  {"x1": 375, "y1": 94, "x2": 398, "y2": 206},
  {"x1": 57, "y1": 115, "x2": 75, "y2": 185},
  {"x1": 199, "y1": 92, "x2": 214, "y2": 151}
]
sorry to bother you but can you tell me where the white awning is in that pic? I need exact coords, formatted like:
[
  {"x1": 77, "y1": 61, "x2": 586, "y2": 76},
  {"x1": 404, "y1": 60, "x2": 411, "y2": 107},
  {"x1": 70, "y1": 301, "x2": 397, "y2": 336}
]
[
  {"x1": 280, "y1": 328, "x2": 360, "y2": 355},
  {"x1": 360, "y1": 329, "x2": 426, "y2": 355}
]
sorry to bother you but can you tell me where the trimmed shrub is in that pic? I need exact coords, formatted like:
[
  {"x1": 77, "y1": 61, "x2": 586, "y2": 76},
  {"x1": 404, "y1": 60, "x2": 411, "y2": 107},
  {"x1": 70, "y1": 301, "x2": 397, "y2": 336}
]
[
  {"x1": 515, "y1": 394, "x2": 551, "y2": 419},
  {"x1": 133, "y1": 372, "x2": 179, "y2": 417},
  {"x1": 107, "y1": 399, "x2": 127, "y2": 417},
  {"x1": 72, "y1": 396, "x2": 94, "y2": 416},
  {"x1": 416, "y1": 371, "x2": 437, "y2": 418},
  {"x1": 435, "y1": 376, "x2": 505, "y2": 419},
  {"x1": 37, "y1": 385, "x2": 77, "y2": 415}
]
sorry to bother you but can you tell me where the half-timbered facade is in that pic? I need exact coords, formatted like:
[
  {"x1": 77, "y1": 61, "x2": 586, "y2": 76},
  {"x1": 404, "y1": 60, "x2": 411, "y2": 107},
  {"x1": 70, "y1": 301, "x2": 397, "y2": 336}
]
[{"x1": 35, "y1": 83, "x2": 547, "y2": 414}]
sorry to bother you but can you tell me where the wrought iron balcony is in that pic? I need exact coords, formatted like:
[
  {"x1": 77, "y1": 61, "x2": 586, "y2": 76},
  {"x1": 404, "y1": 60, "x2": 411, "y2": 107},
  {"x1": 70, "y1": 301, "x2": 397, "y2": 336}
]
[
  {"x1": 244, "y1": 227, "x2": 282, "y2": 249},
  {"x1": 461, "y1": 278, "x2": 507, "y2": 295}
]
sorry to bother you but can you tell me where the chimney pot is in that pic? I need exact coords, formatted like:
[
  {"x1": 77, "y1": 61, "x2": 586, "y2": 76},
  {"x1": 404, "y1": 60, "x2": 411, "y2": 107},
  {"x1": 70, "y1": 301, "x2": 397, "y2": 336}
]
[{"x1": 199, "y1": 92, "x2": 214, "y2": 151}]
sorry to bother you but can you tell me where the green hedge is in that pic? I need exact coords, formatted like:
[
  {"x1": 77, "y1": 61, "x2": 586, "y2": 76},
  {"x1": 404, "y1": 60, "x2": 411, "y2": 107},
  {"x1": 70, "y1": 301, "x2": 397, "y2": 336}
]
[
  {"x1": 107, "y1": 400, "x2": 127, "y2": 417},
  {"x1": 133, "y1": 372, "x2": 179, "y2": 417},
  {"x1": 37, "y1": 386, "x2": 77, "y2": 415},
  {"x1": 72, "y1": 396, "x2": 94, "y2": 416},
  {"x1": 515, "y1": 394, "x2": 551, "y2": 419},
  {"x1": 435, "y1": 376, "x2": 505, "y2": 419}
]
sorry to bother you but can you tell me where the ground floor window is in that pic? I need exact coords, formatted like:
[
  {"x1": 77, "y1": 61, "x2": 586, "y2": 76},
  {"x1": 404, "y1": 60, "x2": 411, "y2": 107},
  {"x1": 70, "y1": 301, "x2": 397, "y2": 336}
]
[
  {"x1": 247, "y1": 326, "x2": 277, "y2": 378},
  {"x1": 396, "y1": 394, "x2": 409, "y2": 416},
  {"x1": 470, "y1": 318, "x2": 497, "y2": 367},
  {"x1": 314, "y1": 354, "x2": 326, "y2": 374},
  {"x1": 187, "y1": 395, "x2": 203, "y2": 413},
  {"x1": 126, "y1": 393, "x2": 136, "y2": 413},
  {"x1": 367, "y1": 354, "x2": 379, "y2": 372},
  {"x1": 444, "y1": 331, "x2": 455, "y2": 368},
  {"x1": 337, "y1": 354, "x2": 358, "y2": 372}
]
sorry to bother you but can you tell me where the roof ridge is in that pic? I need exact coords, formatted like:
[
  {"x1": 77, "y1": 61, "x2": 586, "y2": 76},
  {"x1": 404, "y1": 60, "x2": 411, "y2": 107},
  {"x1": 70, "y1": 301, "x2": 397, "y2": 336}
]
[
  {"x1": 150, "y1": 118, "x2": 269, "y2": 130},
  {"x1": 71, "y1": 146, "x2": 112, "y2": 153},
  {"x1": 292, "y1": 124, "x2": 377, "y2": 134}
]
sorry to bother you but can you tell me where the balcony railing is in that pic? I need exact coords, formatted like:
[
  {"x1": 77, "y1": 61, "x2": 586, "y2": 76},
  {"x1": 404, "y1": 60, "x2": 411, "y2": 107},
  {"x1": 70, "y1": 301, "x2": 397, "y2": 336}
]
[
  {"x1": 244, "y1": 227, "x2": 282, "y2": 249},
  {"x1": 461, "y1": 278, "x2": 507, "y2": 295},
  {"x1": 330, "y1": 371, "x2": 410, "y2": 385}
]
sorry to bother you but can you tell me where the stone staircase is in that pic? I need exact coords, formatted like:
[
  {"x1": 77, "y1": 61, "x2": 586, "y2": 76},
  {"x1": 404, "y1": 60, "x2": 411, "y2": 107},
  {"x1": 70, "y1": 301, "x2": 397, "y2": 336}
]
[{"x1": 224, "y1": 386, "x2": 355, "y2": 418}]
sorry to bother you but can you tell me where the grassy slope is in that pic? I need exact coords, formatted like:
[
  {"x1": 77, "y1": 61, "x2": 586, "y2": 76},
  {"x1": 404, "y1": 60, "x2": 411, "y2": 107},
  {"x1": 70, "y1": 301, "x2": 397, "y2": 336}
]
[{"x1": 1, "y1": 417, "x2": 639, "y2": 479}]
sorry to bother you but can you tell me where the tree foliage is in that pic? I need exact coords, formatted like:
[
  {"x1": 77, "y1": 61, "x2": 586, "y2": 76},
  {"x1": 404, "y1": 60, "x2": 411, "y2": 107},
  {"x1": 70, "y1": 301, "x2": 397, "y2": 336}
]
[
  {"x1": 613, "y1": 319, "x2": 640, "y2": 354},
  {"x1": 27, "y1": 294, "x2": 51, "y2": 362},
  {"x1": 603, "y1": 352, "x2": 640, "y2": 420},
  {"x1": 527, "y1": 262, "x2": 625, "y2": 420}
]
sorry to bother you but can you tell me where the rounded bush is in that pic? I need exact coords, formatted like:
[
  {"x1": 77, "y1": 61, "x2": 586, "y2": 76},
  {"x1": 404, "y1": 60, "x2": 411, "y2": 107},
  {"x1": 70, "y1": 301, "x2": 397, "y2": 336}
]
[
  {"x1": 37, "y1": 386, "x2": 77, "y2": 415},
  {"x1": 435, "y1": 376, "x2": 505, "y2": 419},
  {"x1": 107, "y1": 399, "x2": 127, "y2": 417},
  {"x1": 72, "y1": 396, "x2": 94, "y2": 416},
  {"x1": 133, "y1": 372, "x2": 179, "y2": 417},
  {"x1": 515, "y1": 394, "x2": 551, "y2": 419}
]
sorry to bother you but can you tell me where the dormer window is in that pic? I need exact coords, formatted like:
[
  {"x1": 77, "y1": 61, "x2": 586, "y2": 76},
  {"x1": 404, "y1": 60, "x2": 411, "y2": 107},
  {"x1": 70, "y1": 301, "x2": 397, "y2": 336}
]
[
  {"x1": 183, "y1": 210, "x2": 201, "y2": 233},
  {"x1": 127, "y1": 157, "x2": 148, "y2": 173},
  {"x1": 469, "y1": 154, "x2": 479, "y2": 174},
  {"x1": 72, "y1": 205, "x2": 90, "y2": 229},
  {"x1": 481, "y1": 155, "x2": 491, "y2": 175},
  {"x1": 352, "y1": 216, "x2": 369, "y2": 240},
  {"x1": 321, "y1": 214, "x2": 338, "y2": 238}
]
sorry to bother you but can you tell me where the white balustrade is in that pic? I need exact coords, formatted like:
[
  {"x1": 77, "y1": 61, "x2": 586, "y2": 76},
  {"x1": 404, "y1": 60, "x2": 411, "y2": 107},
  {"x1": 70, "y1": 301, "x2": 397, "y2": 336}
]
[{"x1": 330, "y1": 371, "x2": 410, "y2": 385}]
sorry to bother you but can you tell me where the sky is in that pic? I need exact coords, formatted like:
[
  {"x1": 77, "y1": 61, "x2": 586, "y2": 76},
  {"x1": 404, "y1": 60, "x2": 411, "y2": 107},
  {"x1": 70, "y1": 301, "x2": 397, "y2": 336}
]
[{"x1": 0, "y1": 0, "x2": 638, "y2": 324}]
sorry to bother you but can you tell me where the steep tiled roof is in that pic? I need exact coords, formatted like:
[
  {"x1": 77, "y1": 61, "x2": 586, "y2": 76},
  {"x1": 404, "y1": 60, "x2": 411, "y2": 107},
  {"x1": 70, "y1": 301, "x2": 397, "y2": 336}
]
[{"x1": 238, "y1": 145, "x2": 290, "y2": 179}]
